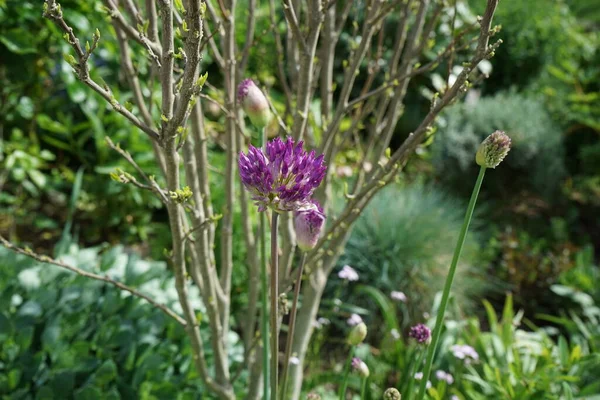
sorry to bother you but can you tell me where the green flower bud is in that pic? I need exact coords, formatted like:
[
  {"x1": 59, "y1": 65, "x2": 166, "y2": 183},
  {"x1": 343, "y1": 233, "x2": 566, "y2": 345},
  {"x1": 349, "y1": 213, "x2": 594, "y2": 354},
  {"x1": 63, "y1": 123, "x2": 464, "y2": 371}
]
[
  {"x1": 237, "y1": 79, "x2": 271, "y2": 129},
  {"x1": 347, "y1": 322, "x2": 367, "y2": 346},
  {"x1": 383, "y1": 388, "x2": 401, "y2": 400},
  {"x1": 476, "y1": 130, "x2": 511, "y2": 169},
  {"x1": 352, "y1": 357, "x2": 370, "y2": 378}
]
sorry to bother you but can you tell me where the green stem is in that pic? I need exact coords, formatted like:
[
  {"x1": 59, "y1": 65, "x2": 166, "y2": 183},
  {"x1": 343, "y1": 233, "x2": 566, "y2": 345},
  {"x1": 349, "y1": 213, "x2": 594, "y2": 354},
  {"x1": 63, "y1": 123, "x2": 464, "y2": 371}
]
[
  {"x1": 339, "y1": 346, "x2": 355, "y2": 400},
  {"x1": 360, "y1": 377, "x2": 367, "y2": 399},
  {"x1": 260, "y1": 213, "x2": 269, "y2": 400},
  {"x1": 270, "y1": 213, "x2": 280, "y2": 400},
  {"x1": 280, "y1": 253, "x2": 307, "y2": 399},
  {"x1": 405, "y1": 347, "x2": 426, "y2": 399},
  {"x1": 259, "y1": 127, "x2": 269, "y2": 400},
  {"x1": 416, "y1": 166, "x2": 486, "y2": 400}
]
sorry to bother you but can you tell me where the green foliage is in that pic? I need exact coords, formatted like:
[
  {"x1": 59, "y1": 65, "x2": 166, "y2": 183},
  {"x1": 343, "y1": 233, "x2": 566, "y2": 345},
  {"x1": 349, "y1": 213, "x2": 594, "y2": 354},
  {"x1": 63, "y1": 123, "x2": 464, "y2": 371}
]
[
  {"x1": 0, "y1": 244, "x2": 245, "y2": 399},
  {"x1": 432, "y1": 91, "x2": 565, "y2": 198},
  {"x1": 337, "y1": 182, "x2": 485, "y2": 330}
]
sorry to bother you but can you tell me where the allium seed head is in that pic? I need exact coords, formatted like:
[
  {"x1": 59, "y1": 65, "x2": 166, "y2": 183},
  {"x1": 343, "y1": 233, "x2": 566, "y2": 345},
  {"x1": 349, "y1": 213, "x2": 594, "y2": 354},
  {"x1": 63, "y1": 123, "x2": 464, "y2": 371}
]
[
  {"x1": 294, "y1": 200, "x2": 326, "y2": 251},
  {"x1": 238, "y1": 137, "x2": 327, "y2": 212},
  {"x1": 237, "y1": 79, "x2": 271, "y2": 129},
  {"x1": 409, "y1": 323, "x2": 431, "y2": 345},
  {"x1": 383, "y1": 388, "x2": 401, "y2": 400},
  {"x1": 476, "y1": 130, "x2": 511, "y2": 168}
]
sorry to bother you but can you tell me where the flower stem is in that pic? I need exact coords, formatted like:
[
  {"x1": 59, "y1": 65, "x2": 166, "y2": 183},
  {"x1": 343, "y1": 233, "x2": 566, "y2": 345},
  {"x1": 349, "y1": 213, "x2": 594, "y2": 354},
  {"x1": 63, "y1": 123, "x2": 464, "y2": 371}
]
[
  {"x1": 416, "y1": 165, "x2": 486, "y2": 400},
  {"x1": 339, "y1": 346, "x2": 355, "y2": 400},
  {"x1": 260, "y1": 212, "x2": 269, "y2": 400},
  {"x1": 270, "y1": 213, "x2": 280, "y2": 400},
  {"x1": 360, "y1": 377, "x2": 367, "y2": 399},
  {"x1": 259, "y1": 127, "x2": 269, "y2": 400},
  {"x1": 280, "y1": 252, "x2": 307, "y2": 399}
]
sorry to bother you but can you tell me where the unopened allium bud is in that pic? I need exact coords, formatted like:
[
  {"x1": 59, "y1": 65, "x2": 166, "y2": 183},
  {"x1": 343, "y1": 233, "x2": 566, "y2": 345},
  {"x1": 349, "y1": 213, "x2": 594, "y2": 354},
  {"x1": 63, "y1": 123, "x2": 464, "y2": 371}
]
[
  {"x1": 351, "y1": 357, "x2": 370, "y2": 378},
  {"x1": 383, "y1": 388, "x2": 402, "y2": 400},
  {"x1": 347, "y1": 321, "x2": 367, "y2": 345},
  {"x1": 294, "y1": 200, "x2": 326, "y2": 251},
  {"x1": 475, "y1": 130, "x2": 511, "y2": 168},
  {"x1": 238, "y1": 79, "x2": 271, "y2": 129},
  {"x1": 409, "y1": 323, "x2": 431, "y2": 345}
]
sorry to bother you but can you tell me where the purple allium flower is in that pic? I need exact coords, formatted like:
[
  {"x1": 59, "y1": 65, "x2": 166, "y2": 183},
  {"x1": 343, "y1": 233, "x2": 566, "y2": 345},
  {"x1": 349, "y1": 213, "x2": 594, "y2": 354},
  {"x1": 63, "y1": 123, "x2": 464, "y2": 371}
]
[
  {"x1": 390, "y1": 291, "x2": 407, "y2": 302},
  {"x1": 435, "y1": 370, "x2": 454, "y2": 384},
  {"x1": 351, "y1": 357, "x2": 370, "y2": 378},
  {"x1": 451, "y1": 344, "x2": 479, "y2": 364},
  {"x1": 294, "y1": 200, "x2": 326, "y2": 251},
  {"x1": 338, "y1": 265, "x2": 359, "y2": 281},
  {"x1": 238, "y1": 137, "x2": 327, "y2": 212},
  {"x1": 238, "y1": 79, "x2": 271, "y2": 128},
  {"x1": 476, "y1": 130, "x2": 511, "y2": 168},
  {"x1": 347, "y1": 313, "x2": 363, "y2": 326},
  {"x1": 409, "y1": 323, "x2": 431, "y2": 344}
]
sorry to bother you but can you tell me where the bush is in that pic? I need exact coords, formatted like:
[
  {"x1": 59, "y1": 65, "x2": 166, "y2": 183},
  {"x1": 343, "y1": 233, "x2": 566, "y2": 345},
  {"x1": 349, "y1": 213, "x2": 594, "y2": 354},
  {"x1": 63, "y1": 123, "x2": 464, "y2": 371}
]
[
  {"x1": 0, "y1": 244, "x2": 245, "y2": 399},
  {"x1": 335, "y1": 182, "x2": 485, "y2": 331},
  {"x1": 432, "y1": 91, "x2": 565, "y2": 199}
]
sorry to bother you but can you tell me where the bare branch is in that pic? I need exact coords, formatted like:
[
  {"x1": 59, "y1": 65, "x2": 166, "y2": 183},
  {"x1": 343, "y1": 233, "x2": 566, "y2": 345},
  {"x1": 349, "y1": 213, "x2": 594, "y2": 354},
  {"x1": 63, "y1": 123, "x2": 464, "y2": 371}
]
[
  {"x1": 0, "y1": 236, "x2": 187, "y2": 326},
  {"x1": 43, "y1": 0, "x2": 160, "y2": 142}
]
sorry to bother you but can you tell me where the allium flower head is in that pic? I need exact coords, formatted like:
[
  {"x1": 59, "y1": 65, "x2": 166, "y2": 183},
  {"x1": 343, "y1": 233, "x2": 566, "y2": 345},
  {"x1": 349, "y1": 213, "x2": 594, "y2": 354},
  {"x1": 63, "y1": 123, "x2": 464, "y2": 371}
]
[
  {"x1": 338, "y1": 265, "x2": 359, "y2": 281},
  {"x1": 352, "y1": 357, "x2": 370, "y2": 378},
  {"x1": 383, "y1": 388, "x2": 402, "y2": 400},
  {"x1": 237, "y1": 79, "x2": 271, "y2": 128},
  {"x1": 409, "y1": 323, "x2": 431, "y2": 344},
  {"x1": 476, "y1": 130, "x2": 511, "y2": 168},
  {"x1": 294, "y1": 200, "x2": 326, "y2": 251},
  {"x1": 347, "y1": 321, "x2": 367, "y2": 345},
  {"x1": 238, "y1": 137, "x2": 327, "y2": 212}
]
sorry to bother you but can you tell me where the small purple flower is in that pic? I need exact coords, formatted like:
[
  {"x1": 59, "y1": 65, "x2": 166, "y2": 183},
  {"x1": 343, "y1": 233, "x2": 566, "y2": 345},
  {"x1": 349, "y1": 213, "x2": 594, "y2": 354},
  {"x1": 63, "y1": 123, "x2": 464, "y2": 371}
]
[
  {"x1": 347, "y1": 313, "x2": 363, "y2": 326},
  {"x1": 338, "y1": 265, "x2": 359, "y2": 281},
  {"x1": 238, "y1": 137, "x2": 327, "y2": 212},
  {"x1": 294, "y1": 200, "x2": 326, "y2": 251},
  {"x1": 238, "y1": 79, "x2": 271, "y2": 128},
  {"x1": 414, "y1": 373, "x2": 431, "y2": 389},
  {"x1": 451, "y1": 344, "x2": 479, "y2": 364},
  {"x1": 409, "y1": 323, "x2": 431, "y2": 344},
  {"x1": 435, "y1": 370, "x2": 454, "y2": 384},
  {"x1": 390, "y1": 291, "x2": 407, "y2": 302}
]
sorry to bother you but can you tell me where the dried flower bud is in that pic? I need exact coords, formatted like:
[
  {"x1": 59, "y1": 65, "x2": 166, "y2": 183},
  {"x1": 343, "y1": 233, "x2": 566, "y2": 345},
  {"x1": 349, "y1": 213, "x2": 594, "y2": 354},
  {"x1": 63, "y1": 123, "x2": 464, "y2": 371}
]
[
  {"x1": 351, "y1": 357, "x2": 370, "y2": 378},
  {"x1": 383, "y1": 388, "x2": 402, "y2": 400},
  {"x1": 408, "y1": 323, "x2": 431, "y2": 345},
  {"x1": 475, "y1": 130, "x2": 511, "y2": 168},
  {"x1": 294, "y1": 200, "x2": 326, "y2": 251},
  {"x1": 238, "y1": 79, "x2": 271, "y2": 129},
  {"x1": 347, "y1": 321, "x2": 367, "y2": 345}
]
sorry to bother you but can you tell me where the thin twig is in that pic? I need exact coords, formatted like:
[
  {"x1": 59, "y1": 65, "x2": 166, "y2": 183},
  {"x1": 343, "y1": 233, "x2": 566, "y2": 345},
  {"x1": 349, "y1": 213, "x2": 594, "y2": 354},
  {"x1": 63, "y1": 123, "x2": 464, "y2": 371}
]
[{"x1": 0, "y1": 236, "x2": 187, "y2": 326}]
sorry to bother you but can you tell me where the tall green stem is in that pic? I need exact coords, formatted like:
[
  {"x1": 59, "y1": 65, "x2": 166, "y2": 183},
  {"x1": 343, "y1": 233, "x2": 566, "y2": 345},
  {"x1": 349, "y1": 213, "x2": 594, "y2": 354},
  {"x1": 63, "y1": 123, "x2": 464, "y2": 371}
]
[
  {"x1": 280, "y1": 253, "x2": 307, "y2": 399},
  {"x1": 258, "y1": 127, "x2": 269, "y2": 400},
  {"x1": 416, "y1": 166, "x2": 487, "y2": 400},
  {"x1": 339, "y1": 346, "x2": 355, "y2": 400},
  {"x1": 260, "y1": 212, "x2": 269, "y2": 400},
  {"x1": 270, "y1": 213, "x2": 280, "y2": 400},
  {"x1": 360, "y1": 377, "x2": 367, "y2": 399}
]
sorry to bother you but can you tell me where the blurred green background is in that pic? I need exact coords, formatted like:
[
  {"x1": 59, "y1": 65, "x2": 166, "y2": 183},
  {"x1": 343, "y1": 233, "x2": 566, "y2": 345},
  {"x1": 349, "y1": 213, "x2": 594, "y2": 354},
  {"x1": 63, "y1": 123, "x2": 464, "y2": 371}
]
[{"x1": 1, "y1": 0, "x2": 599, "y2": 398}]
